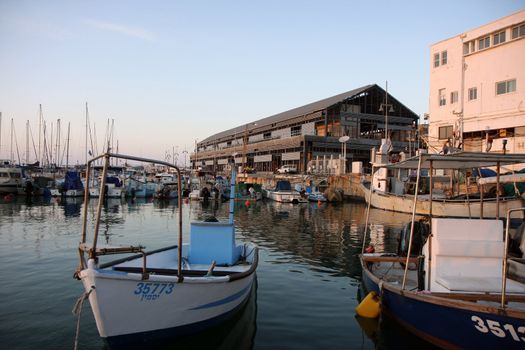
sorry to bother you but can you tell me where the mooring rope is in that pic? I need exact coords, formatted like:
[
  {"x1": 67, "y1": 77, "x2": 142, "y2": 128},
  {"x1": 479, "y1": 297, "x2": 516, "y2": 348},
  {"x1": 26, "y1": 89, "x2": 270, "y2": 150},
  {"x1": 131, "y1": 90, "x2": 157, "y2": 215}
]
[{"x1": 72, "y1": 286, "x2": 95, "y2": 350}]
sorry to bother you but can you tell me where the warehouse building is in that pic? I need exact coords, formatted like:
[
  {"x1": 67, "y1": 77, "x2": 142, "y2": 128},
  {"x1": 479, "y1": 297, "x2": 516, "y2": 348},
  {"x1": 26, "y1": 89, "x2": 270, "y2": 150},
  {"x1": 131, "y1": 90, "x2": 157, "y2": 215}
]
[{"x1": 191, "y1": 84, "x2": 419, "y2": 174}]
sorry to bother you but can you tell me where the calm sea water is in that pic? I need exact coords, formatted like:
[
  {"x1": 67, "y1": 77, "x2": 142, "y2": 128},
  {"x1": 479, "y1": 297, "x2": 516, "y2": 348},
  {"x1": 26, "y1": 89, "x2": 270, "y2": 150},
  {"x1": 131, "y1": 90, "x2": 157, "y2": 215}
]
[{"x1": 0, "y1": 196, "x2": 437, "y2": 350}]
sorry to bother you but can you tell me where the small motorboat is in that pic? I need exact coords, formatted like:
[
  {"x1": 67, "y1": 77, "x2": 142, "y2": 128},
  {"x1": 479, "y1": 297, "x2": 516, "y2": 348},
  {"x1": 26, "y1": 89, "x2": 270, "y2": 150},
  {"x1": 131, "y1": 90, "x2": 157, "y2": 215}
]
[{"x1": 74, "y1": 153, "x2": 258, "y2": 344}]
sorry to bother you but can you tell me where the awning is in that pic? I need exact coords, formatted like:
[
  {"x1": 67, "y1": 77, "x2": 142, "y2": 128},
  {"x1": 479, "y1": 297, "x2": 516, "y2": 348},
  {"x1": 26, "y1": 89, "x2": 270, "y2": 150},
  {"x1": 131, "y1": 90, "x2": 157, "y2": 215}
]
[{"x1": 384, "y1": 152, "x2": 525, "y2": 170}]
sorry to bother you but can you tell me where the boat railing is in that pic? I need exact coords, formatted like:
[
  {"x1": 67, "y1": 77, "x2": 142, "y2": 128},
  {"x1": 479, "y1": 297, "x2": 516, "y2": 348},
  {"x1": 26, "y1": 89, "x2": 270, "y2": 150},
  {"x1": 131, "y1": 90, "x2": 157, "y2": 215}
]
[
  {"x1": 502, "y1": 207, "x2": 525, "y2": 308},
  {"x1": 77, "y1": 152, "x2": 183, "y2": 280}
]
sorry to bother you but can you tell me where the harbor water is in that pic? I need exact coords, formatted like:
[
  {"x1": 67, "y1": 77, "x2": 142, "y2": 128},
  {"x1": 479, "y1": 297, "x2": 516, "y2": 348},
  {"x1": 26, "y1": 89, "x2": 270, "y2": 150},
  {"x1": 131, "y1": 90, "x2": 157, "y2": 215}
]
[{"x1": 0, "y1": 196, "x2": 437, "y2": 349}]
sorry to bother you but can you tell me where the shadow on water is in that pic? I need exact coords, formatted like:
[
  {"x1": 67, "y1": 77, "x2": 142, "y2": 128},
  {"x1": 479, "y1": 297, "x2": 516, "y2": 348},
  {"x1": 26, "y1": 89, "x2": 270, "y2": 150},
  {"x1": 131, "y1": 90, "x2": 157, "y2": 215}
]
[{"x1": 104, "y1": 279, "x2": 258, "y2": 350}]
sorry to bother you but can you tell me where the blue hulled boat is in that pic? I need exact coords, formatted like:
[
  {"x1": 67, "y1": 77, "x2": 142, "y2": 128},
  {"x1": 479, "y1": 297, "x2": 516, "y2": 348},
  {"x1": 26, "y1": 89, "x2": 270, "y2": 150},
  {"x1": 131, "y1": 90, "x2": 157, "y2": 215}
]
[{"x1": 359, "y1": 152, "x2": 525, "y2": 349}]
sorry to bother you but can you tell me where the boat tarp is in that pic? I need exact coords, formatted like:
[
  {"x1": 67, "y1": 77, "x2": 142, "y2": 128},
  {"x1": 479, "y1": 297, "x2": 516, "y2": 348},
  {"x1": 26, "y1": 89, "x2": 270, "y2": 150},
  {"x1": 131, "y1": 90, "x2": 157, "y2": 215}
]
[
  {"x1": 106, "y1": 176, "x2": 122, "y2": 187},
  {"x1": 275, "y1": 181, "x2": 292, "y2": 191},
  {"x1": 63, "y1": 171, "x2": 84, "y2": 191}
]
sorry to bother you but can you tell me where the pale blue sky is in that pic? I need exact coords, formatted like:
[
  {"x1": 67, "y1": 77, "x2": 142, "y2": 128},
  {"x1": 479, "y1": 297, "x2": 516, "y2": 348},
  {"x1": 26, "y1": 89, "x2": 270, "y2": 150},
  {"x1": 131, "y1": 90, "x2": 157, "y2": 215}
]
[{"x1": 0, "y1": 0, "x2": 523, "y2": 164}]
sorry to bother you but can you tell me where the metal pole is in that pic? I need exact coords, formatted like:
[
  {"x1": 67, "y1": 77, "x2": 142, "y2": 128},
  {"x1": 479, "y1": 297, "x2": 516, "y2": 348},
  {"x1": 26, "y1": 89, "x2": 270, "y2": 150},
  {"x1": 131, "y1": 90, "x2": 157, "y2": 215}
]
[
  {"x1": 361, "y1": 165, "x2": 375, "y2": 254},
  {"x1": 177, "y1": 164, "x2": 183, "y2": 282},
  {"x1": 427, "y1": 160, "x2": 433, "y2": 289},
  {"x1": 502, "y1": 208, "x2": 525, "y2": 307},
  {"x1": 403, "y1": 153, "x2": 423, "y2": 290},
  {"x1": 91, "y1": 153, "x2": 110, "y2": 258},
  {"x1": 496, "y1": 162, "x2": 500, "y2": 219}
]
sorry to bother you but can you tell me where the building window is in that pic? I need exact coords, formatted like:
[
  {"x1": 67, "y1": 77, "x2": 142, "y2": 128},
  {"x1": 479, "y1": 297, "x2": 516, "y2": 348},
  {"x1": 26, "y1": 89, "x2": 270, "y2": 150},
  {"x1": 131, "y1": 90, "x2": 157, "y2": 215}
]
[
  {"x1": 291, "y1": 125, "x2": 302, "y2": 136},
  {"x1": 438, "y1": 89, "x2": 446, "y2": 106},
  {"x1": 468, "y1": 87, "x2": 477, "y2": 101},
  {"x1": 478, "y1": 36, "x2": 490, "y2": 50},
  {"x1": 512, "y1": 23, "x2": 525, "y2": 39},
  {"x1": 441, "y1": 50, "x2": 447, "y2": 65},
  {"x1": 433, "y1": 53, "x2": 440, "y2": 67},
  {"x1": 450, "y1": 91, "x2": 458, "y2": 104},
  {"x1": 493, "y1": 31, "x2": 506, "y2": 45},
  {"x1": 463, "y1": 41, "x2": 475, "y2": 55},
  {"x1": 439, "y1": 125, "x2": 453, "y2": 140},
  {"x1": 496, "y1": 79, "x2": 516, "y2": 95}
]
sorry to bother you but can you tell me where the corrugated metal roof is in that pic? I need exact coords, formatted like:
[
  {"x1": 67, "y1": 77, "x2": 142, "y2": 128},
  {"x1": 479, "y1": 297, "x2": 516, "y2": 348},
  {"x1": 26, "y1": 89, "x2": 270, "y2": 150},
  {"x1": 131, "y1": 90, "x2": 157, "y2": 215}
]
[{"x1": 200, "y1": 84, "x2": 374, "y2": 144}]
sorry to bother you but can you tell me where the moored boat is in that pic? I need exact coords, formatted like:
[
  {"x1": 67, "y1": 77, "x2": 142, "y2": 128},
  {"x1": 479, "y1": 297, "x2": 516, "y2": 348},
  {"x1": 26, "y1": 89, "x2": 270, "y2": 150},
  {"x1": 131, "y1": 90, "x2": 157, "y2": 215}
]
[
  {"x1": 364, "y1": 149, "x2": 525, "y2": 218},
  {"x1": 74, "y1": 153, "x2": 258, "y2": 344},
  {"x1": 264, "y1": 180, "x2": 307, "y2": 204},
  {"x1": 358, "y1": 152, "x2": 525, "y2": 349}
]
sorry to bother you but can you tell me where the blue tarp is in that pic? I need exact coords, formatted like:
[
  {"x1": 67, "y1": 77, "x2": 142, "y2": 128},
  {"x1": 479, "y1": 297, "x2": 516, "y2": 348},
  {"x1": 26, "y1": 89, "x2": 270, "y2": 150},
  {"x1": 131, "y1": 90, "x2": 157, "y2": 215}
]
[
  {"x1": 106, "y1": 176, "x2": 122, "y2": 187},
  {"x1": 472, "y1": 168, "x2": 497, "y2": 177},
  {"x1": 275, "y1": 180, "x2": 292, "y2": 191},
  {"x1": 63, "y1": 171, "x2": 84, "y2": 191}
]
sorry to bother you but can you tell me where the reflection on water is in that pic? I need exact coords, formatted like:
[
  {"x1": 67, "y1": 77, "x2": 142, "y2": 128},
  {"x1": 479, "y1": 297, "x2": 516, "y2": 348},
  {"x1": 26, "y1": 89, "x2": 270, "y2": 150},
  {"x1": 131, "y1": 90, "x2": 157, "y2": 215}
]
[{"x1": 0, "y1": 196, "x2": 428, "y2": 350}]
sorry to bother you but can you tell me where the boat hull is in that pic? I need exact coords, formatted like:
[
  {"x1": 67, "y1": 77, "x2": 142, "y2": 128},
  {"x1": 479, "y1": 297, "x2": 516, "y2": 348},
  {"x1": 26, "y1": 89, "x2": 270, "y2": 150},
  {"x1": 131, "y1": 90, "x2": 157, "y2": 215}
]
[
  {"x1": 361, "y1": 261, "x2": 525, "y2": 349},
  {"x1": 364, "y1": 184, "x2": 524, "y2": 218},
  {"x1": 266, "y1": 190, "x2": 307, "y2": 203},
  {"x1": 80, "y1": 267, "x2": 255, "y2": 340}
]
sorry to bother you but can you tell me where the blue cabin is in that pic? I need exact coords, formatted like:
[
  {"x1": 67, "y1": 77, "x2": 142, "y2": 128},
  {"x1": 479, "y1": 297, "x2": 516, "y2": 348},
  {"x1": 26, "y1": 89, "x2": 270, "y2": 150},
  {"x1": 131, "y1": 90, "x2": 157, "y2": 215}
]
[{"x1": 189, "y1": 221, "x2": 241, "y2": 266}]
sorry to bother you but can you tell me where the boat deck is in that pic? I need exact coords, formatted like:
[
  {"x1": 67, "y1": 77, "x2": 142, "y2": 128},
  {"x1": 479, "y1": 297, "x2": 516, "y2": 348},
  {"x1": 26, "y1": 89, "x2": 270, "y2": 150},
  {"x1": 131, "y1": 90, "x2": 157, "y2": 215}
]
[{"x1": 99, "y1": 245, "x2": 254, "y2": 274}]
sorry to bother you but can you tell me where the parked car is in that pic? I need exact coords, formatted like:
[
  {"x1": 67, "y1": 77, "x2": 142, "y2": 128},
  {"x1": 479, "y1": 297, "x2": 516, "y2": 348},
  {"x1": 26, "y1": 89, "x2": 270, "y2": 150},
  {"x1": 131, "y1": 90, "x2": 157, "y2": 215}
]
[{"x1": 276, "y1": 165, "x2": 297, "y2": 174}]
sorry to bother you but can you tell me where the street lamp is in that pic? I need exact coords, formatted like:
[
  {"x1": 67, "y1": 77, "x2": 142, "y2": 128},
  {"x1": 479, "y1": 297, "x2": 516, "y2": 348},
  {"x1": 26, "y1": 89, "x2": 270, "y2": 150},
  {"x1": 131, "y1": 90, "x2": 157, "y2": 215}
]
[
  {"x1": 339, "y1": 135, "x2": 350, "y2": 174},
  {"x1": 379, "y1": 81, "x2": 394, "y2": 139}
]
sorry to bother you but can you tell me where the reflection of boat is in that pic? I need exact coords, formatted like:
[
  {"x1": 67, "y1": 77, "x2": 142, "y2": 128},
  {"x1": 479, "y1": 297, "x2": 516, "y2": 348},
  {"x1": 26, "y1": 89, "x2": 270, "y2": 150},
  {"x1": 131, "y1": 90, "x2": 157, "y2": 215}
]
[
  {"x1": 75, "y1": 153, "x2": 258, "y2": 344},
  {"x1": 359, "y1": 152, "x2": 525, "y2": 350},
  {"x1": 263, "y1": 180, "x2": 307, "y2": 204},
  {"x1": 364, "y1": 148, "x2": 525, "y2": 218}
]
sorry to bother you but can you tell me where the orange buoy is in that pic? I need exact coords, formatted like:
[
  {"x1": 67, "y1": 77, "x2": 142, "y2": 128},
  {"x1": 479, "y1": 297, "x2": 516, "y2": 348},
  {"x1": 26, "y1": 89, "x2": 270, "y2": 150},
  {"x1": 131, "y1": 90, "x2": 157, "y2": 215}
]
[
  {"x1": 355, "y1": 291, "x2": 380, "y2": 318},
  {"x1": 245, "y1": 200, "x2": 251, "y2": 207}
]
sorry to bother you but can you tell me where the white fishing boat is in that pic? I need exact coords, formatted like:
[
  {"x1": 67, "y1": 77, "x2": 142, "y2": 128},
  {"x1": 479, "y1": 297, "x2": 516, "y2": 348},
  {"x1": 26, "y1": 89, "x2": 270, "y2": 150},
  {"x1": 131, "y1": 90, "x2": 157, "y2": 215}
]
[
  {"x1": 0, "y1": 164, "x2": 26, "y2": 194},
  {"x1": 358, "y1": 152, "x2": 525, "y2": 349},
  {"x1": 74, "y1": 153, "x2": 258, "y2": 344},
  {"x1": 264, "y1": 180, "x2": 307, "y2": 204},
  {"x1": 364, "y1": 143, "x2": 524, "y2": 218},
  {"x1": 307, "y1": 187, "x2": 327, "y2": 202}
]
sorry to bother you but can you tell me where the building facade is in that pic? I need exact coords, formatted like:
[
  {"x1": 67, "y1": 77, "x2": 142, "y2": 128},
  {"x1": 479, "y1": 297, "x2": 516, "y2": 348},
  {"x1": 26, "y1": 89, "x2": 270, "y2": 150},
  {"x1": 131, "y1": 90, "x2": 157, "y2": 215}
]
[
  {"x1": 428, "y1": 10, "x2": 525, "y2": 155},
  {"x1": 191, "y1": 84, "x2": 419, "y2": 174}
]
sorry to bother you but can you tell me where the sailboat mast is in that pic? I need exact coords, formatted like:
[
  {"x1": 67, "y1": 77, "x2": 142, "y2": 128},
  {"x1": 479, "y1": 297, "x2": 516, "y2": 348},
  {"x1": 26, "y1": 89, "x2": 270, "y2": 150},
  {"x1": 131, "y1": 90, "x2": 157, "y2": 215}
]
[
  {"x1": 26, "y1": 120, "x2": 29, "y2": 165},
  {"x1": 0, "y1": 112, "x2": 2, "y2": 160},
  {"x1": 85, "y1": 102, "x2": 88, "y2": 165},
  {"x1": 10, "y1": 118, "x2": 14, "y2": 164},
  {"x1": 56, "y1": 119, "x2": 61, "y2": 167},
  {"x1": 38, "y1": 104, "x2": 42, "y2": 165},
  {"x1": 66, "y1": 122, "x2": 70, "y2": 169}
]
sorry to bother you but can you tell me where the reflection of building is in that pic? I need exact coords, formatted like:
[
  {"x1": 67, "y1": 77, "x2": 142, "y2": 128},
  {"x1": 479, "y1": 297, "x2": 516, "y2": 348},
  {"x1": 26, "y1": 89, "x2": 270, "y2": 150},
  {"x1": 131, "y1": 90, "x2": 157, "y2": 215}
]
[
  {"x1": 191, "y1": 84, "x2": 419, "y2": 174},
  {"x1": 428, "y1": 10, "x2": 525, "y2": 154}
]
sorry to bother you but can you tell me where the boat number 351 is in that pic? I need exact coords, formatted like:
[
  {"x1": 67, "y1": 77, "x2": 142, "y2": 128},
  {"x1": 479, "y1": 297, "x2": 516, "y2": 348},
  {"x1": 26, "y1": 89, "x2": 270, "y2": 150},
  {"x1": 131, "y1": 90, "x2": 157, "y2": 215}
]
[
  {"x1": 471, "y1": 315, "x2": 525, "y2": 342},
  {"x1": 134, "y1": 282, "x2": 174, "y2": 301}
]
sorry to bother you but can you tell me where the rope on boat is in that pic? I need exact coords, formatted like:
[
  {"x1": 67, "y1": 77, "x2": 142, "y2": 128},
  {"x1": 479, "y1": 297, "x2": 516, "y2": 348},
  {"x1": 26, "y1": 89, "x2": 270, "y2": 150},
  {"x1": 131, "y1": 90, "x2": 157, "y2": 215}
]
[{"x1": 72, "y1": 286, "x2": 95, "y2": 350}]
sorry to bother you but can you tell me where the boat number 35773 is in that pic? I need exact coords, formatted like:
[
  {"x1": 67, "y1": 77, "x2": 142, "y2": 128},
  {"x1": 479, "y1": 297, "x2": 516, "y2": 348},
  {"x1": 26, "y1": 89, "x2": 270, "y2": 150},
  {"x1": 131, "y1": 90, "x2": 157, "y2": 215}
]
[
  {"x1": 472, "y1": 315, "x2": 525, "y2": 342},
  {"x1": 134, "y1": 282, "x2": 174, "y2": 301}
]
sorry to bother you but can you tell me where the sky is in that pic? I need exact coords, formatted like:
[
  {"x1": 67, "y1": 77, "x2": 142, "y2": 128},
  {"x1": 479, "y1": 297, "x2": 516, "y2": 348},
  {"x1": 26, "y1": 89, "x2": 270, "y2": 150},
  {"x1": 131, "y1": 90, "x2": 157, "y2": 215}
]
[{"x1": 0, "y1": 0, "x2": 523, "y2": 165}]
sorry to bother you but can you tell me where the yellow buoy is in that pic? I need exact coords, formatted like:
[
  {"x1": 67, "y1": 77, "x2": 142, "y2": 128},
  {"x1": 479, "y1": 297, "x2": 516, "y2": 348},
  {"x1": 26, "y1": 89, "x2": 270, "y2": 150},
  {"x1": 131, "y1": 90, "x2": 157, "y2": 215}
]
[{"x1": 355, "y1": 291, "x2": 380, "y2": 318}]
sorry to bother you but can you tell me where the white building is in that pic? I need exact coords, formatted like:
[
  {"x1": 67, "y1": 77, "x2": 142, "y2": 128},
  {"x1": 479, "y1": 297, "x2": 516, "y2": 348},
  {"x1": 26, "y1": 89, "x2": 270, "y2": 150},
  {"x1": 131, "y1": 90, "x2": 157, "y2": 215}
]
[{"x1": 428, "y1": 9, "x2": 525, "y2": 156}]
